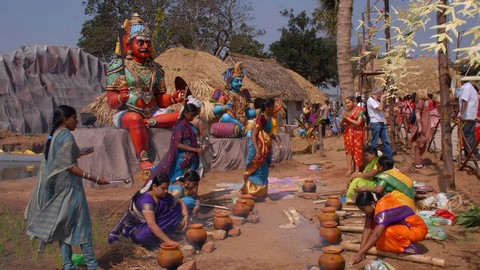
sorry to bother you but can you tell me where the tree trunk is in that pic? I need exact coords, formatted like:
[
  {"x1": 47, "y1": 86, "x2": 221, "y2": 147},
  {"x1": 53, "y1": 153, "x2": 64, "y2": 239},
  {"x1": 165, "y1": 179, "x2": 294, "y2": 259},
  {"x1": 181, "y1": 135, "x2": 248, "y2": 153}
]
[
  {"x1": 336, "y1": 0, "x2": 354, "y2": 100},
  {"x1": 437, "y1": 0, "x2": 455, "y2": 191}
]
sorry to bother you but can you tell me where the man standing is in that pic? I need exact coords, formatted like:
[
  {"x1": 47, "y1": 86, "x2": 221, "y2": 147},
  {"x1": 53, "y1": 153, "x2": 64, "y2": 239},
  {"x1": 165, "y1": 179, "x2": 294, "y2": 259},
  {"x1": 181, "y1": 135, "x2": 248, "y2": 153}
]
[
  {"x1": 366, "y1": 87, "x2": 393, "y2": 158},
  {"x1": 458, "y1": 78, "x2": 479, "y2": 158}
]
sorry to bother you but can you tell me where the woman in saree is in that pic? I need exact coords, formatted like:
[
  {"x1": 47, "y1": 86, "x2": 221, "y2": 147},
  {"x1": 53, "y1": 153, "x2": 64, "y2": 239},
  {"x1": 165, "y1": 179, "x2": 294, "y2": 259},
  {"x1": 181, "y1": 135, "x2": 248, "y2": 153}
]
[
  {"x1": 169, "y1": 170, "x2": 201, "y2": 216},
  {"x1": 344, "y1": 146, "x2": 379, "y2": 204},
  {"x1": 240, "y1": 98, "x2": 282, "y2": 198},
  {"x1": 150, "y1": 101, "x2": 204, "y2": 182},
  {"x1": 341, "y1": 96, "x2": 365, "y2": 175},
  {"x1": 25, "y1": 105, "x2": 110, "y2": 270},
  {"x1": 352, "y1": 191, "x2": 427, "y2": 265},
  {"x1": 355, "y1": 156, "x2": 415, "y2": 210},
  {"x1": 108, "y1": 174, "x2": 188, "y2": 249}
]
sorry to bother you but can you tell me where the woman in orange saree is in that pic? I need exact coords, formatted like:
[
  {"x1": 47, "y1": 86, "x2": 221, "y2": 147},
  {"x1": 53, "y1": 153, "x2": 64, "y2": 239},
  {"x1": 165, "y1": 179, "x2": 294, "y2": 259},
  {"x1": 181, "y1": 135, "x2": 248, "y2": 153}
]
[
  {"x1": 240, "y1": 98, "x2": 282, "y2": 198},
  {"x1": 342, "y1": 96, "x2": 365, "y2": 175},
  {"x1": 351, "y1": 191, "x2": 428, "y2": 265}
]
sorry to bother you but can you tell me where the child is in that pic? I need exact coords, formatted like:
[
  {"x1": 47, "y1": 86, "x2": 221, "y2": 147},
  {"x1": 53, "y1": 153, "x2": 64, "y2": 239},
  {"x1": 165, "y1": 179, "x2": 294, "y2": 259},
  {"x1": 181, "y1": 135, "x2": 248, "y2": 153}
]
[{"x1": 169, "y1": 170, "x2": 201, "y2": 216}]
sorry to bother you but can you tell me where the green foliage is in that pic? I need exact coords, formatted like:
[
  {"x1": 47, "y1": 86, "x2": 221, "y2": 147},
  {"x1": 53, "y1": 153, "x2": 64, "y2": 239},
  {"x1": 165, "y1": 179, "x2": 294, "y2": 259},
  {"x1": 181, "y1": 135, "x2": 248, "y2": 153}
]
[
  {"x1": 455, "y1": 205, "x2": 480, "y2": 228},
  {"x1": 312, "y1": 0, "x2": 338, "y2": 37},
  {"x1": 269, "y1": 10, "x2": 338, "y2": 87}
]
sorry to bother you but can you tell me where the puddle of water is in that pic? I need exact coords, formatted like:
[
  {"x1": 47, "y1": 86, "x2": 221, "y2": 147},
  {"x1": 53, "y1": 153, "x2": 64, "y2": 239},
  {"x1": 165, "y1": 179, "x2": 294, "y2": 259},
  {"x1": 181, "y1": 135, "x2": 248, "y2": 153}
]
[{"x1": 0, "y1": 162, "x2": 40, "y2": 181}]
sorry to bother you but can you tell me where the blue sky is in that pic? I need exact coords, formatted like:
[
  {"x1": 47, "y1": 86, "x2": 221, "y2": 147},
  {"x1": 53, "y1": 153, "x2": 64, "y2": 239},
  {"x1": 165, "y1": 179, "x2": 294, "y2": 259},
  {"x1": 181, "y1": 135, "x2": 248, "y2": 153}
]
[{"x1": 0, "y1": 0, "x2": 473, "y2": 57}]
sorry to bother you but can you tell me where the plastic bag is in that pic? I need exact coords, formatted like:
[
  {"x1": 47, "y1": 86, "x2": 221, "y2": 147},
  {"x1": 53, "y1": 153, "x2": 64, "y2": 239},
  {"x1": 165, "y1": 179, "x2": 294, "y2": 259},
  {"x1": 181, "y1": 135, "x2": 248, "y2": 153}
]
[
  {"x1": 429, "y1": 226, "x2": 448, "y2": 240},
  {"x1": 365, "y1": 258, "x2": 391, "y2": 270}
]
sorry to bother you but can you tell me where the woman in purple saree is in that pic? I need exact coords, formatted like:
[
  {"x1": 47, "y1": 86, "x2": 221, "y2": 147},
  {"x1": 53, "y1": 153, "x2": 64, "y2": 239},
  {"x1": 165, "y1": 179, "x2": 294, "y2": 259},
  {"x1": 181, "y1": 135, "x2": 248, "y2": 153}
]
[{"x1": 108, "y1": 174, "x2": 188, "y2": 249}]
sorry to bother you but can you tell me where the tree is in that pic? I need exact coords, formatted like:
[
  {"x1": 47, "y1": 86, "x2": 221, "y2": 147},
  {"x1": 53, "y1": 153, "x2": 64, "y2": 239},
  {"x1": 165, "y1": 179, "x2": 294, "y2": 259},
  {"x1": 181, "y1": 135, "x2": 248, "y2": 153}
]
[
  {"x1": 313, "y1": 0, "x2": 338, "y2": 38},
  {"x1": 269, "y1": 10, "x2": 338, "y2": 87},
  {"x1": 336, "y1": 0, "x2": 354, "y2": 99}
]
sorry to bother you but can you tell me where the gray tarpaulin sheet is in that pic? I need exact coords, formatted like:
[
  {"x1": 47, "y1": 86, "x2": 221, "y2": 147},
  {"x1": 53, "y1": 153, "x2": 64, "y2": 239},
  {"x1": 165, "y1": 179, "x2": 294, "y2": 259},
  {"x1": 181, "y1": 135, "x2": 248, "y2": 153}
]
[
  {"x1": 72, "y1": 127, "x2": 291, "y2": 187},
  {"x1": 0, "y1": 45, "x2": 107, "y2": 133}
]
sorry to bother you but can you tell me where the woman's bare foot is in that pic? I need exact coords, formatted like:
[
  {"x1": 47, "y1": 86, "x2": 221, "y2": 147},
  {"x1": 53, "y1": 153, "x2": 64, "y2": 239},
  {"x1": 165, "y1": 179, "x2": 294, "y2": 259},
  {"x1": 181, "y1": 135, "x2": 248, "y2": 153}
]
[{"x1": 344, "y1": 170, "x2": 353, "y2": 176}]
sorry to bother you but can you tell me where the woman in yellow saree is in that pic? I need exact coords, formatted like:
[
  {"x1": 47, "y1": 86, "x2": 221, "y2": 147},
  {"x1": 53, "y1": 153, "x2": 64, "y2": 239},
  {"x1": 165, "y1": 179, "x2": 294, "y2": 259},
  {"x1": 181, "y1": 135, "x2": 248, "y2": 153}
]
[
  {"x1": 355, "y1": 156, "x2": 415, "y2": 210},
  {"x1": 352, "y1": 191, "x2": 427, "y2": 265},
  {"x1": 241, "y1": 98, "x2": 282, "y2": 198}
]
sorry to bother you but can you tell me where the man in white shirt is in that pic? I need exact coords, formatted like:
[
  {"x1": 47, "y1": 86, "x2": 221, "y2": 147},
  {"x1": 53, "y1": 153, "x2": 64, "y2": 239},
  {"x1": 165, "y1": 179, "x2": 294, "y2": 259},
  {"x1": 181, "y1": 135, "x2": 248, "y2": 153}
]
[
  {"x1": 366, "y1": 87, "x2": 393, "y2": 158},
  {"x1": 458, "y1": 79, "x2": 479, "y2": 158}
]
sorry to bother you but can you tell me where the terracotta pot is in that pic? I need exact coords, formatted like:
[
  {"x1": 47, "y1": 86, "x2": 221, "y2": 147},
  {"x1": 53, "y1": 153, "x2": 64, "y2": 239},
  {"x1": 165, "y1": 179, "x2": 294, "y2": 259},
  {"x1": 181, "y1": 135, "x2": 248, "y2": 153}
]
[
  {"x1": 232, "y1": 199, "x2": 251, "y2": 218},
  {"x1": 241, "y1": 194, "x2": 256, "y2": 211},
  {"x1": 185, "y1": 223, "x2": 208, "y2": 249},
  {"x1": 319, "y1": 221, "x2": 341, "y2": 246},
  {"x1": 213, "y1": 211, "x2": 233, "y2": 231},
  {"x1": 318, "y1": 245, "x2": 345, "y2": 270},
  {"x1": 318, "y1": 207, "x2": 339, "y2": 224},
  {"x1": 302, "y1": 179, "x2": 317, "y2": 193},
  {"x1": 325, "y1": 195, "x2": 343, "y2": 211},
  {"x1": 157, "y1": 241, "x2": 184, "y2": 269}
]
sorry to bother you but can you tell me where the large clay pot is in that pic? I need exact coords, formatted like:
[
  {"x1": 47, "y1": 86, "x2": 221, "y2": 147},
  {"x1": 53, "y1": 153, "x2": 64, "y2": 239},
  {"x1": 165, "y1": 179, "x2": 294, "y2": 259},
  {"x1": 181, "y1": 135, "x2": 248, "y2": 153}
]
[
  {"x1": 213, "y1": 211, "x2": 233, "y2": 231},
  {"x1": 318, "y1": 207, "x2": 339, "y2": 224},
  {"x1": 318, "y1": 245, "x2": 346, "y2": 270},
  {"x1": 157, "y1": 241, "x2": 184, "y2": 269},
  {"x1": 319, "y1": 221, "x2": 341, "y2": 246},
  {"x1": 232, "y1": 199, "x2": 251, "y2": 218},
  {"x1": 325, "y1": 195, "x2": 343, "y2": 211},
  {"x1": 240, "y1": 194, "x2": 256, "y2": 211},
  {"x1": 185, "y1": 223, "x2": 208, "y2": 249},
  {"x1": 302, "y1": 179, "x2": 317, "y2": 193}
]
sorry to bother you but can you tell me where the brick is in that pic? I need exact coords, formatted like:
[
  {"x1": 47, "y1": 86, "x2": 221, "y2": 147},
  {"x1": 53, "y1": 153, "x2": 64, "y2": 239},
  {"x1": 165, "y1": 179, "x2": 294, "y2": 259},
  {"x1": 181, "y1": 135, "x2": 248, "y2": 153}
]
[
  {"x1": 247, "y1": 214, "x2": 260, "y2": 224},
  {"x1": 231, "y1": 216, "x2": 246, "y2": 226},
  {"x1": 228, "y1": 227, "x2": 241, "y2": 237},
  {"x1": 212, "y1": 229, "x2": 227, "y2": 240},
  {"x1": 302, "y1": 192, "x2": 319, "y2": 200},
  {"x1": 177, "y1": 260, "x2": 197, "y2": 270},
  {"x1": 201, "y1": 241, "x2": 215, "y2": 253},
  {"x1": 180, "y1": 245, "x2": 195, "y2": 257}
]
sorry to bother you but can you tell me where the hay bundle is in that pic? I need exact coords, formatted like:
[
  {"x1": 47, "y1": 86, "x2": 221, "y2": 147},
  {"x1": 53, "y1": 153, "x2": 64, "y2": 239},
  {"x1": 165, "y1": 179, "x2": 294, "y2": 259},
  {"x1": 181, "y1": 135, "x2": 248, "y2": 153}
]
[
  {"x1": 286, "y1": 69, "x2": 328, "y2": 104},
  {"x1": 82, "y1": 93, "x2": 115, "y2": 126}
]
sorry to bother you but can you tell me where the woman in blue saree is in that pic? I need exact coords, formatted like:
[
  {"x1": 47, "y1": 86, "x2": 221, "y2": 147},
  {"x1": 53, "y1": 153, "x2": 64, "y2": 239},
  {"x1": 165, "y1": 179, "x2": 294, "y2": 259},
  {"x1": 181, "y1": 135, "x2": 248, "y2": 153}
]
[
  {"x1": 109, "y1": 174, "x2": 188, "y2": 249},
  {"x1": 25, "y1": 105, "x2": 110, "y2": 270},
  {"x1": 150, "y1": 102, "x2": 203, "y2": 182},
  {"x1": 241, "y1": 98, "x2": 282, "y2": 198}
]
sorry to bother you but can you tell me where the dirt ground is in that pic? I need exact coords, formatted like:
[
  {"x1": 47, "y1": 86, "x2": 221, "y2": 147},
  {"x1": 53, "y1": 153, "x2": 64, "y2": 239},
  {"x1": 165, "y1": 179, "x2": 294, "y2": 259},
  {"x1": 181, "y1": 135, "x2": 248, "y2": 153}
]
[{"x1": 1, "y1": 132, "x2": 480, "y2": 270}]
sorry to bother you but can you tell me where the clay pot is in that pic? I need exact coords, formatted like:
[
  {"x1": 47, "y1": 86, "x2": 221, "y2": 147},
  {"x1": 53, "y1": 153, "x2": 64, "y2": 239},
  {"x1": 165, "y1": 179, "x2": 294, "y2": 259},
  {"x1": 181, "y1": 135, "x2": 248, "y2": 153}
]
[
  {"x1": 185, "y1": 223, "x2": 208, "y2": 249},
  {"x1": 232, "y1": 199, "x2": 251, "y2": 218},
  {"x1": 318, "y1": 207, "x2": 340, "y2": 224},
  {"x1": 157, "y1": 241, "x2": 184, "y2": 269},
  {"x1": 213, "y1": 211, "x2": 233, "y2": 231},
  {"x1": 241, "y1": 194, "x2": 256, "y2": 211},
  {"x1": 302, "y1": 179, "x2": 317, "y2": 193},
  {"x1": 325, "y1": 195, "x2": 343, "y2": 211},
  {"x1": 318, "y1": 245, "x2": 345, "y2": 270},
  {"x1": 319, "y1": 221, "x2": 341, "y2": 246}
]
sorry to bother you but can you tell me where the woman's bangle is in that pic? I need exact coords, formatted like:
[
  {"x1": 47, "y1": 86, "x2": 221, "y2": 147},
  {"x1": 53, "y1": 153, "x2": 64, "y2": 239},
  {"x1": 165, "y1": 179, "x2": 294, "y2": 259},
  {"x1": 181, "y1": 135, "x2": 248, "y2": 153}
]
[
  {"x1": 87, "y1": 173, "x2": 91, "y2": 181},
  {"x1": 96, "y1": 176, "x2": 99, "y2": 184},
  {"x1": 82, "y1": 171, "x2": 86, "y2": 179}
]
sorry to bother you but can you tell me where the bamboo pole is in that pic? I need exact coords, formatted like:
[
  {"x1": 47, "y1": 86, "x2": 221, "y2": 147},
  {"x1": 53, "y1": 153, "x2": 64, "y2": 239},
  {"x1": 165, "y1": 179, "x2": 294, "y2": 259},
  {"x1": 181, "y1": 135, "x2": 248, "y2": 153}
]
[
  {"x1": 199, "y1": 203, "x2": 229, "y2": 210},
  {"x1": 340, "y1": 242, "x2": 446, "y2": 267},
  {"x1": 338, "y1": 225, "x2": 364, "y2": 233},
  {"x1": 343, "y1": 207, "x2": 362, "y2": 211}
]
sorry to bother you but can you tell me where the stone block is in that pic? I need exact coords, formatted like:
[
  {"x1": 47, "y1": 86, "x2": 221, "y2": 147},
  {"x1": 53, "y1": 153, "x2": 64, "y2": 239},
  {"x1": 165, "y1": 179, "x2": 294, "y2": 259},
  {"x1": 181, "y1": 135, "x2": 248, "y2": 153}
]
[
  {"x1": 302, "y1": 192, "x2": 319, "y2": 200},
  {"x1": 177, "y1": 260, "x2": 197, "y2": 270},
  {"x1": 212, "y1": 229, "x2": 227, "y2": 240},
  {"x1": 180, "y1": 245, "x2": 195, "y2": 257},
  {"x1": 247, "y1": 213, "x2": 260, "y2": 224},
  {"x1": 231, "y1": 216, "x2": 246, "y2": 226},
  {"x1": 228, "y1": 227, "x2": 241, "y2": 237},
  {"x1": 201, "y1": 241, "x2": 216, "y2": 253}
]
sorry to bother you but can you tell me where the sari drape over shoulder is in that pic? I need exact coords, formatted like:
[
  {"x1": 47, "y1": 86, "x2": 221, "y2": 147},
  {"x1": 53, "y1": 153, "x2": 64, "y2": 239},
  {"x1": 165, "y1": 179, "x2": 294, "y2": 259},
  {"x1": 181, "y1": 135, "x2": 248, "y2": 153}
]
[
  {"x1": 373, "y1": 194, "x2": 427, "y2": 254},
  {"x1": 25, "y1": 129, "x2": 93, "y2": 245},
  {"x1": 344, "y1": 107, "x2": 365, "y2": 167},
  {"x1": 345, "y1": 157, "x2": 379, "y2": 203},
  {"x1": 108, "y1": 192, "x2": 182, "y2": 249},
  {"x1": 374, "y1": 169, "x2": 415, "y2": 210},
  {"x1": 241, "y1": 113, "x2": 274, "y2": 198},
  {"x1": 150, "y1": 120, "x2": 199, "y2": 181}
]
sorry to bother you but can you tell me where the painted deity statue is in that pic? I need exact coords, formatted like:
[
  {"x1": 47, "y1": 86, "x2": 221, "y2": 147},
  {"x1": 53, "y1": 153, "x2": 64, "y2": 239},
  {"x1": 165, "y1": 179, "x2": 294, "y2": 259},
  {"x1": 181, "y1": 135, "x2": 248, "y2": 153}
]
[
  {"x1": 106, "y1": 14, "x2": 185, "y2": 171},
  {"x1": 209, "y1": 63, "x2": 256, "y2": 137}
]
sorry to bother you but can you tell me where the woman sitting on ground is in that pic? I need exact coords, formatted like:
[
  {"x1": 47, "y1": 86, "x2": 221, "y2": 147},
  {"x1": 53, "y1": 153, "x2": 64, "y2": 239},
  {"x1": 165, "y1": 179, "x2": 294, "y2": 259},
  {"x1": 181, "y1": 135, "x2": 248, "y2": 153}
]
[
  {"x1": 344, "y1": 146, "x2": 379, "y2": 204},
  {"x1": 108, "y1": 174, "x2": 188, "y2": 249},
  {"x1": 169, "y1": 170, "x2": 201, "y2": 216},
  {"x1": 351, "y1": 191, "x2": 427, "y2": 265},
  {"x1": 355, "y1": 156, "x2": 415, "y2": 210}
]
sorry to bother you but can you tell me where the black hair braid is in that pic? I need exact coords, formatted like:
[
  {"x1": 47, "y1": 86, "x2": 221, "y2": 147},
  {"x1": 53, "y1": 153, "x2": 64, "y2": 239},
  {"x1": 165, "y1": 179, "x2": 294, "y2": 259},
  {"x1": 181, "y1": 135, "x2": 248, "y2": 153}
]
[
  {"x1": 43, "y1": 118, "x2": 63, "y2": 160},
  {"x1": 44, "y1": 105, "x2": 76, "y2": 160}
]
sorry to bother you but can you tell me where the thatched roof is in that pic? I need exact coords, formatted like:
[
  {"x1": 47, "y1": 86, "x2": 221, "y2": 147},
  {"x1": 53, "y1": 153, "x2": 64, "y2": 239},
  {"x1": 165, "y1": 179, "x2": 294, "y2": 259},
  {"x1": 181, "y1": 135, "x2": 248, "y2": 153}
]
[
  {"x1": 355, "y1": 57, "x2": 441, "y2": 97},
  {"x1": 224, "y1": 53, "x2": 308, "y2": 101},
  {"x1": 285, "y1": 69, "x2": 328, "y2": 104}
]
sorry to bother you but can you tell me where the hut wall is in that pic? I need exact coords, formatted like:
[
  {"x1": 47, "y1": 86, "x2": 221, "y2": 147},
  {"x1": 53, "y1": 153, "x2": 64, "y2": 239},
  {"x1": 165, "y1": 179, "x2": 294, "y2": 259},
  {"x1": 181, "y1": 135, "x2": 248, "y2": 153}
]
[{"x1": 286, "y1": 101, "x2": 303, "y2": 125}]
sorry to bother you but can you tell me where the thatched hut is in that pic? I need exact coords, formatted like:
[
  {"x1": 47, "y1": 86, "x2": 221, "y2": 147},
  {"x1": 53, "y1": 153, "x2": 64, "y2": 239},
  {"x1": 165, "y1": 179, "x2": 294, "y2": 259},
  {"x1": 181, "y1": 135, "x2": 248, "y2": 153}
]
[
  {"x1": 224, "y1": 53, "x2": 310, "y2": 124},
  {"x1": 286, "y1": 69, "x2": 329, "y2": 104},
  {"x1": 355, "y1": 57, "x2": 441, "y2": 98}
]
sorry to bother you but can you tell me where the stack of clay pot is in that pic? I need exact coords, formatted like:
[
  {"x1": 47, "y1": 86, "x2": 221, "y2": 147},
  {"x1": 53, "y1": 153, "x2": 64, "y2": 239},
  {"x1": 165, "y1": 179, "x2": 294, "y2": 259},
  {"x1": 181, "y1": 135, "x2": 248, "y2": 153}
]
[
  {"x1": 213, "y1": 211, "x2": 233, "y2": 232},
  {"x1": 232, "y1": 198, "x2": 251, "y2": 218},
  {"x1": 319, "y1": 221, "x2": 341, "y2": 246},
  {"x1": 240, "y1": 194, "x2": 256, "y2": 211},
  {"x1": 302, "y1": 179, "x2": 317, "y2": 193},
  {"x1": 318, "y1": 207, "x2": 340, "y2": 224},
  {"x1": 325, "y1": 195, "x2": 343, "y2": 211},
  {"x1": 185, "y1": 223, "x2": 208, "y2": 250},
  {"x1": 318, "y1": 245, "x2": 346, "y2": 270},
  {"x1": 157, "y1": 241, "x2": 184, "y2": 269}
]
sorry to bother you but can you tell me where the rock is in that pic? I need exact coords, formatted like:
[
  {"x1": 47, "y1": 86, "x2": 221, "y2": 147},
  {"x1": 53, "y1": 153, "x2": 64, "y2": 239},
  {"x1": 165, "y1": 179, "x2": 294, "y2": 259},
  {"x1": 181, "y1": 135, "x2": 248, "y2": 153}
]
[
  {"x1": 212, "y1": 230, "x2": 227, "y2": 240},
  {"x1": 201, "y1": 241, "x2": 215, "y2": 253},
  {"x1": 177, "y1": 260, "x2": 197, "y2": 270},
  {"x1": 181, "y1": 245, "x2": 195, "y2": 257},
  {"x1": 231, "y1": 216, "x2": 246, "y2": 226},
  {"x1": 227, "y1": 227, "x2": 241, "y2": 237}
]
